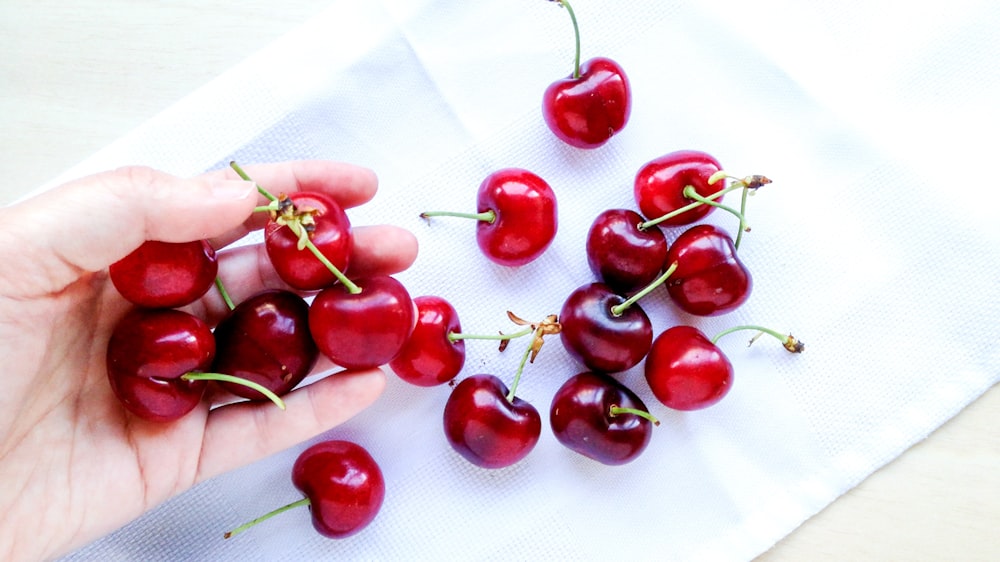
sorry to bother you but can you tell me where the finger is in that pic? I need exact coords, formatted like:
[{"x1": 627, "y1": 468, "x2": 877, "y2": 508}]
[
  {"x1": 195, "y1": 224, "x2": 418, "y2": 324},
  {"x1": 194, "y1": 368, "x2": 387, "y2": 484},
  {"x1": 205, "y1": 160, "x2": 379, "y2": 249},
  {"x1": 1, "y1": 166, "x2": 258, "y2": 281}
]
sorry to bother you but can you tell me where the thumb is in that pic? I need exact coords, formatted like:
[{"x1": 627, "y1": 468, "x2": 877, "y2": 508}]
[{"x1": 1, "y1": 166, "x2": 258, "y2": 289}]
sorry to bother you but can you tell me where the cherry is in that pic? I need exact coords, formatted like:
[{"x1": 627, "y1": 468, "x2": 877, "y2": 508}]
[
  {"x1": 225, "y1": 440, "x2": 385, "y2": 540},
  {"x1": 389, "y1": 295, "x2": 466, "y2": 387},
  {"x1": 309, "y1": 275, "x2": 415, "y2": 370},
  {"x1": 550, "y1": 371, "x2": 658, "y2": 465},
  {"x1": 212, "y1": 289, "x2": 318, "y2": 400},
  {"x1": 264, "y1": 191, "x2": 353, "y2": 291},
  {"x1": 665, "y1": 224, "x2": 752, "y2": 316},
  {"x1": 541, "y1": 0, "x2": 631, "y2": 148},
  {"x1": 585, "y1": 208, "x2": 667, "y2": 294},
  {"x1": 420, "y1": 168, "x2": 558, "y2": 267},
  {"x1": 644, "y1": 325, "x2": 803, "y2": 411},
  {"x1": 634, "y1": 150, "x2": 724, "y2": 227},
  {"x1": 442, "y1": 374, "x2": 541, "y2": 469},
  {"x1": 109, "y1": 239, "x2": 218, "y2": 308},
  {"x1": 106, "y1": 308, "x2": 214, "y2": 422}
]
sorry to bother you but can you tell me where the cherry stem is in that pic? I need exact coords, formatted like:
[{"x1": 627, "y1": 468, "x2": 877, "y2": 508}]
[
  {"x1": 448, "y1": 326, "x2": 534, "y2": 344},
  {"x1": 711, "y1": 325, "x2": 805, "y2": 354},
  {"x1": 214, "y1": 277, "x2": 236, "y2": 311},
  {"x1": 639, "y1": 172, "x2": 762, "y2": 231},
  {"x1": 419, "y1": 210, "x2": 496, "y2": 224},
  {"x1": 223, "y1": 497, "x2": 310, "y2": 539},
  {"x1": 610, "y1": 405, "x2": 661, "y2": 426},
  {"x1": 181, "y1": 372, "x2": 287, "y2": 410},
  {"x1": 734, "y1": 185, "x2": 751, "y2": 249},
  {"x1": 610, "y1": 261, "x2": 679, "y2": 317},
  {"x1": 229, "y1": 161, "x2": 362, "y2": 295},
  {"x1": 681, "y1": 186, "x2": 749, "y2": 240},
  {"x1": 505, "y1": 333, "x2": 536, "y2": 403},
  {"x1": 551, "y1": 0, "x2": 582, "y2": 78}
]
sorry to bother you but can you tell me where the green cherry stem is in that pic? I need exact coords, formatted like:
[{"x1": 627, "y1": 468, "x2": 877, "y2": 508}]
[
  {"x1": 181, "y1": 372, "x2": 287, "y2": 409},
  {"x1": 223, "y1": 497, "x2": 310, "y2": 539},
  {"x1": 505, "y1": 333, "x2": 537, "y2": 403},
  {"x1": 550, "y1": 0, "x2": 582, "y2": 78},
  {"x1": 734, "y1": 184, "x2": 752, "y2": 249},
  {"x1": 610, "y1": 405, "x2": 661, "y2": 426},
  {"x1": 419, "y1": 210, "x2": 496, "y2": 224},
  {"x1": 711, "y1": 325, "x2": 805, "y2": 354},
  {"x1": 610, "y1": 261, "x2": 679, "y2": 317},
  {"x1": 680, "y1": 186, "x2": 749, "y2": 245},
  {"x1": 214, "y1": 277, "x2": 236, "y2": 311},
  {"x1": 448, "y1": 326, "x2": 534, "y2": 344},
  {"x1": 230, "y1": 161, "x2": 277, "y2": 202}
]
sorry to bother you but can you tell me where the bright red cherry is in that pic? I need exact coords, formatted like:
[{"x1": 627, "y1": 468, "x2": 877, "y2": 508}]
[
  {"x1": 586, "y1": 208, "x2": 667, "y2": 294},
  {"x1": 634, "y1": 150, "x2": 724, "y2": 227},
  {"x1": 665, "y1": 224, "x2": 752, "y2": 316},
  {"x1": 309, "y1": 275, "x2": 415, "y2": 370},
  {"x1": 212, "y1": 290, "x2": 318, "y2": 400},
  {"x1": 541, "y1": 1, "x2": 631, "y2": 148},
  {"x1": 421, "y1": 168, "x2": 558, "y2": 267},
  {"x1": 442, "y1": 374, "x2": 542, "y2": 469},
  {"x1": 389, "y1": 295, "x2": 466, "y2": 387},
  {"x1": 106, "y1": 308, "x2": 214, "y2": 422},
  {"x1": 292, "y1": 440, "x2": 386, "y2": 538},
  {"x1": 559, "y1": 282, "x2": 653, "y2": 373},
  {"x1": 550, "y1": 371, "x2": 658, "y2": 465},
  {"x1": 109, "y1": 240, "x2": 218, "y2": 308},
  {"x1": 265, "y1": 191, "x2": 352, "y2": 291},
  {"x1": 644, "y1": 325, "x2": 734, "y2": 411}
]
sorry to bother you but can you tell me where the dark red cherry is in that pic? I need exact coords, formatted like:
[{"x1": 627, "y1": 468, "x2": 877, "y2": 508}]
[
  {"x1": 106, "y1": 308, "x2": 214, "y2": 422},
  {"x1": 212, "y1": 290, "x2": 318, "y2": 400},
  {"x1": 634, "y1": 150, "x2": 723, "y2": 227},
  {"x1": 309, "y1": 275, "x2": 415, "y2": 370},
  {"x1": 388, "y1": 295, "x2": 465, "y2": 387},
  {"x1": 109, "y1": 240, "x2": 218, "y2": 308},
  {"x1": 542, "y1": 56, "x2": 632, "y2": 149},
  {"x1": 644, "y1": 325, "x2": 734, "y2": 410},
  {"x1": 665, "y1": 224, "x2": 752, "y2": 316},
  {"x1": 550, "y1": 371, "x2": 656, "y2": 465},
  {"x1": 559, "y1": 282, "x2": 653, "y2": 373},
  {"x1": 292, "y1": 440, "x2": 385, "y2": 538},
  {"x1": 586, "y1": 208, "x2": 667, "y2": 294},
  {"x1": 265, "y1": 191, "x2": 352, "y2": 291},
  {"x1": 442, "y1": 374, "x2": 542, "y2": 469}
]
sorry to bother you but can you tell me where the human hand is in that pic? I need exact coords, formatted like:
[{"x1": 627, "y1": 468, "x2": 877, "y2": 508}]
[{"x1": 0, "y1": 161, "x2": 418, "y2": 561}]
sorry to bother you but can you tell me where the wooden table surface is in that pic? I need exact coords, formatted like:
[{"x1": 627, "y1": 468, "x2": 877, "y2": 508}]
[{"x1": 2, "y1": 3, "x2": 998, "y2": 560}]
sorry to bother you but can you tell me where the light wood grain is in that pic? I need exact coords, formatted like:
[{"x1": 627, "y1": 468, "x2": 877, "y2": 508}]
[{"x1": 2, "y1": 3, "x2": 998, "y2": 560}]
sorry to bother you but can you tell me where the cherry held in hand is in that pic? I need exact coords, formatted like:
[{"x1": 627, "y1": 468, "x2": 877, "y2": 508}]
[
  {"x1": 542, "y1": 0, "x2": 631, "y2": 148},
  {"x1": 421, "y1": 168, "x2": 558, "y2": 267},
  {"x1": 109, "y1": 239, "x2": 218, "y2": 308},
  {"x1": 264, "y1": 191, "x2": 353, "y2": 291}
]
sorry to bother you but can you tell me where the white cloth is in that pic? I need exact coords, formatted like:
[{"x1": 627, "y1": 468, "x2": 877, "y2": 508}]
[{"x1": 60, "y1": 1, "x2": 1000, "y2": 560}]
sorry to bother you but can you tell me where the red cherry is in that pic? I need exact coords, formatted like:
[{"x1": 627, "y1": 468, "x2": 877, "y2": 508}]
[
  {"x1": 212, "y1": 290, "x2": 318, "y2": 400},
  {"x1": 389, "y1": 295, "x2": 465, "y2": 387},
  {"x1": 106, "y1": 308, "x2": 214, "y2": 422},
  {"x1": 543, "y1": 57, "x2": 632, "y2": 149},
  {"x1": 442, "y1": 374, "x2": 542, "y2": 469},
  {"x1": 291, "y1": 440, "x2": 386, "y2": 539},
  {"x1": 550, "y1": 371, "x2": 658, "y2": 465},
  {"x1": 644, "y1": 325, "x2": 734, "y2": 411},
  {"x1": 634, "y1": 150, "x2": 724, "y2": 227},
  {"x1": 109, "y1": 240, "x2": 218, "y2": 308},
  {"x1": 265, "y1": 191, "x2": 352, "y2": 291},
  {"x1": 665, "y1": 224, "x2": 752, "y2": 316},
  {"x1": 586, "y1": 208, "x2": 667, "y2": 294},
  {"x1": 559, "y1": 282, "x2": 653, "y2": 374},
  {"x1": 309, "y1": 275, "x2": 415, "y2": 370}
]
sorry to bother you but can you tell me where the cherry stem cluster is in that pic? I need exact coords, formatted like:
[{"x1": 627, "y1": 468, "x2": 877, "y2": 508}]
[
  {"x1": 711, "y1": 325, "x2": 805, "y2": 354},
  {"x1": 181, "y1": 372, "x2": 287, "y2": 409},
  {"x1": 549, "y1": 0, "x2": 582, "y2": 78},
  {"x1": 610, "y1": 261, "x2": 679, "y2": 317},
  {"x1": 230, "y1": 161, "x2": 362, "y2": 294},
  {"x1": 223, "y1": 497, "x2": 310, "y2": 539}
]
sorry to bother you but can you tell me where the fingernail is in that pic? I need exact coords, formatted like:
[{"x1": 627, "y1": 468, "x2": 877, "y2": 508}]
[{"x1": 210, "y1": 179, "x2": 255, "y2": 200}]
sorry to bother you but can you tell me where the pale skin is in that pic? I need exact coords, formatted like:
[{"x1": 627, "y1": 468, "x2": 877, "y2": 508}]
[{"x1": 0, "y1": 161, "x2": 418, "y2": 561}]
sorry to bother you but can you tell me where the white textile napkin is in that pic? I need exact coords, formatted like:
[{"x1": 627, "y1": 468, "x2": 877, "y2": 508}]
[{"x1": 59, "y1": 1, "x2": 1000, "y2": 560}]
